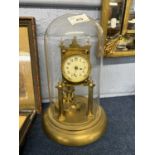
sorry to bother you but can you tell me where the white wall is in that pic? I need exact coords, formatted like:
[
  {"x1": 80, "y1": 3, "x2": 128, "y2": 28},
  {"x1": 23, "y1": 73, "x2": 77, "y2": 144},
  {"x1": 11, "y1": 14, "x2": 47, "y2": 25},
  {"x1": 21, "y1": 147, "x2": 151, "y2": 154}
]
[{"x1": 19, "y1": 3, "x2": 135, "y2": 102}]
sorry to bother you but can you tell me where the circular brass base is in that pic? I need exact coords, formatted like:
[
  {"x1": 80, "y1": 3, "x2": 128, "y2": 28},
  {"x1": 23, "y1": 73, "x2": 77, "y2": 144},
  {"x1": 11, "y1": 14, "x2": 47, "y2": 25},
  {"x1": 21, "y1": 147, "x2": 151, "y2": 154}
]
[{"x1": 43, "y1": 101, "x2": 107, "y2": 146}]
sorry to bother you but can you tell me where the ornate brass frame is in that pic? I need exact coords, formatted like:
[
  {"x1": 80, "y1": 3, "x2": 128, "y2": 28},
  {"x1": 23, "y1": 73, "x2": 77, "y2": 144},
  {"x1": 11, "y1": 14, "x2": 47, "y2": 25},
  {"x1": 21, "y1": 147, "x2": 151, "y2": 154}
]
[
  {"x1": 19, "y1": 17, "x2": 42, "y2": 113},
  {"x1": 101, "y1": 0, "x2": 135, "y2": 57}
]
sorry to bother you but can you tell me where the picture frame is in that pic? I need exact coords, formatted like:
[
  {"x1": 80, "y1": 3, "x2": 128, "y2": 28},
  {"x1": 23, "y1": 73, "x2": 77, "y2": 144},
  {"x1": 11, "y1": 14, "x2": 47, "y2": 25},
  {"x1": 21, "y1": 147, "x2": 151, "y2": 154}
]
[
  {"x1": 19, "y1": 17, "x2": 41, "y2": 113},
  {"x1": 101, "y1": 0, "x2": 135, "y2": 57},
  {"x1": 19, "y1": 17, "x2": 41, "y2": 146}
]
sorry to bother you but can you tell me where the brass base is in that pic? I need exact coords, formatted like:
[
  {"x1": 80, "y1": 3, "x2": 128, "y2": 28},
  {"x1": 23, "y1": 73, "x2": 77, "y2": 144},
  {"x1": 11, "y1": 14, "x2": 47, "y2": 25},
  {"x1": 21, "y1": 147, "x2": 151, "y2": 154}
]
[{"x1": 43, "y1": 97, "x2": 107, "y2": 146}]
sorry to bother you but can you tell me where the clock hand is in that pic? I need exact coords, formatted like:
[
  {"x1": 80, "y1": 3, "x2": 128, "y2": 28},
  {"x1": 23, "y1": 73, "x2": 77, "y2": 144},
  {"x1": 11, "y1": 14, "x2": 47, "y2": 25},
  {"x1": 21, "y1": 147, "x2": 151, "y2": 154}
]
[{"x1": 74, "y1": 66, "x2": 78, "y2": 70}]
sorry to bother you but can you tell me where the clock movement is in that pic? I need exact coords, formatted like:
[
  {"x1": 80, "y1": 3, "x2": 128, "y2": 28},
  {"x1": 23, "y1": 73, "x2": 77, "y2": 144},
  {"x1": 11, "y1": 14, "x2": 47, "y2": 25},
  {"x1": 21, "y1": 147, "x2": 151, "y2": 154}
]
[{"x1": 43, "y1": 14, "x2": 107, "y2": 146}]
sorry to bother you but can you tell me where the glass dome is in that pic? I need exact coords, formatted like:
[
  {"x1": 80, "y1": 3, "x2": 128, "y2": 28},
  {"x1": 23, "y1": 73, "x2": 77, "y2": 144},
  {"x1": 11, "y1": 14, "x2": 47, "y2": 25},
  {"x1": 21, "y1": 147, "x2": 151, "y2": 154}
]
[
  {"x1": 45, "y1": 13, "x2": 104, "y2": 104},
  {"x1": 43, "y1": 13, "x2": 107, "y2": 146}
]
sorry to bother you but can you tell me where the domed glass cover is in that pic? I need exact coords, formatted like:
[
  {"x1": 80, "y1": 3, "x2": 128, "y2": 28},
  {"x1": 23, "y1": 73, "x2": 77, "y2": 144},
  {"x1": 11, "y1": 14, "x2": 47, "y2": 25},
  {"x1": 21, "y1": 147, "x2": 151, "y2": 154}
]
[
  {"x1": 45, "y1": 13, "x2": 104, "y2": 104},
  {"x1": 43, "y1": 14, "x2": 107, "y2": 146}
]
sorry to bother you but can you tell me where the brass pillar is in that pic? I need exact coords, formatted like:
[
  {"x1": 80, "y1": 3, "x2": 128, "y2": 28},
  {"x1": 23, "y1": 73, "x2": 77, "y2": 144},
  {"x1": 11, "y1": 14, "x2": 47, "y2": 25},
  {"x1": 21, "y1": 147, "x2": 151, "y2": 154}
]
[
  {"x1": 57, "y1": 82, "x2": 65, "y2": 121},
  {"x1": 87, "y1": 80, "x2": 95, "y2": 117}
]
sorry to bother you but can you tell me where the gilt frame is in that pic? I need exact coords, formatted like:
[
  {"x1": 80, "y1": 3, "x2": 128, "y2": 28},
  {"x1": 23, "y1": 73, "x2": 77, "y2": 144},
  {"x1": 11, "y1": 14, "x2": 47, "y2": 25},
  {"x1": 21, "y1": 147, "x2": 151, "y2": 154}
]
[{"x1": 101, "y1": 0, "x2": 135, "y2": 57}]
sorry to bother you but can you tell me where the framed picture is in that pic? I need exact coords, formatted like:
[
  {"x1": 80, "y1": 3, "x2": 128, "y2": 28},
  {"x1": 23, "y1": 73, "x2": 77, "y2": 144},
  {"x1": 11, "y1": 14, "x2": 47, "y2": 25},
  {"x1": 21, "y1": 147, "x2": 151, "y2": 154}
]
[
  {"x1": 19, "y1": 17, "x2": 41, "y2": 112},
  {"x1": 101, "y1": 0, "x2": 135, "y2": 57},
  {"x1": 19, "y1": 17, "x2": 41, "y2": 146}
]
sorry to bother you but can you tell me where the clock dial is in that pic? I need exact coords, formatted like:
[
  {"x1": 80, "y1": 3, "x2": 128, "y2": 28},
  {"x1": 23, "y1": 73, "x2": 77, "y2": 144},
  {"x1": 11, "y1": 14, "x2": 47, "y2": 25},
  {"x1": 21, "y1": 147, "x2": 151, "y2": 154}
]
[{"x1": 62, "y1": 55, "x2": 90, "y2": 83}]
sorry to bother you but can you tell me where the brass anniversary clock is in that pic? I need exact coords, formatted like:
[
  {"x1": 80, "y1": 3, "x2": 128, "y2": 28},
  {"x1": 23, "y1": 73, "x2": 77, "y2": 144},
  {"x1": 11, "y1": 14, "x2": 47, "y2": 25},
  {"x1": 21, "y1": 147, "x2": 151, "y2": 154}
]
[{"x1": 43, "y1": 14, "x2": 107, "y2": 146}]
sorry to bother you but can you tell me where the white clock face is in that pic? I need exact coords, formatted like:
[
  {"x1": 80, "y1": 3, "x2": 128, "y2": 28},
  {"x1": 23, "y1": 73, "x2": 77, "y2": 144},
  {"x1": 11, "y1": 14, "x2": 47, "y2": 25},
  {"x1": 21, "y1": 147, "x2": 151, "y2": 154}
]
[{"x1": 62, "y1": 55, "x2": 90, "y2": 83}]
